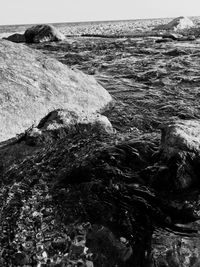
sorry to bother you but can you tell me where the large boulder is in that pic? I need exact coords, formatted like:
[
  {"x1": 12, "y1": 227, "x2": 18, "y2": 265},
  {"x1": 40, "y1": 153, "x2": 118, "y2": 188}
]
[
  {"x1": 155, "y1": 16, "x2": 194, "y2": 31},
  {"x1": 0, "y1": 40, "x2": 112, "y2": 142},
  {"x1": 24, "y1": 24, "x2": 65, "y2": 43},
  {"x1": 3, "y1": 33, "x2": 26, "y2": 43}
]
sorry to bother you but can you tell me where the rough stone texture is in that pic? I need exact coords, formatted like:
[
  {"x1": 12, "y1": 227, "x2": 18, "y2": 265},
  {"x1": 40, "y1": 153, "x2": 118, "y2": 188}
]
[
  {"x1": 37, "y1": 109, "x2": 113, "y2": 134},
  {"x1": 4, "y1": 33, "x2": 26, "y2": 43},
  {"x1": 155, "y1": 16, "x2": 194, "y2": 31},
  {"x1": 160, "y1": 120, "x2": 200, "y2": 156},
  {"x1": 0, "y1": 40, "x2": 112, "y2": 142},
  {"x1": 158, "y1": 120, "x2": 200, "y2": 190},
  {"x1": 20, "y1": 109, "x2": 114, "y2": 146},
  {"x1": 24, "y1": 24, "x2": 65, "y2": 43}
]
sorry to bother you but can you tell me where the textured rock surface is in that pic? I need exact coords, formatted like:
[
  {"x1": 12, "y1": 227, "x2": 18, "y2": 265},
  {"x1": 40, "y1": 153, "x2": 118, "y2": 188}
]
[
  {"x1": 161, "y1": 120, "x2": 200, "y2": 156},
  {"x1": 0, "y1": 40, "x2": 112, "y2": 141},
  {"x1": 155, "y1": 16, "x2": 194, "y2": 31},
  {"x1": 157, "y1": 120, "x2": 200, "y2": 190},
  {"x1": 37, "y1": 109, "x2": 113, "y2": 134},
  {"x1": 16, "y1": 109, "x2": 114, "y2": 147},
  {"x1": 24, "y1": 24, "x2": 65, "y2": 43}
]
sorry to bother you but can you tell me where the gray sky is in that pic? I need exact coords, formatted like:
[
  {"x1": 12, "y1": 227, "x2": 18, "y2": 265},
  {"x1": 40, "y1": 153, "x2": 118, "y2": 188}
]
[{"x1": 0, "y1": 0, "x2": 200, "y2": 25}]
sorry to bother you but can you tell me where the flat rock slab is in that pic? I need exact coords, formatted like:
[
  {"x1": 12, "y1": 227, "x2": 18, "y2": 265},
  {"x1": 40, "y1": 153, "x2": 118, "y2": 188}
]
[{"x1": 0, "y1": 40, "x2": 112, "y2": 142}]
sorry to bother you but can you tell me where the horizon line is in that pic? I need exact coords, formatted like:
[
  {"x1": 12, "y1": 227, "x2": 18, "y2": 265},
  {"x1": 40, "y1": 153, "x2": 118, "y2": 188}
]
[{"x1": 0, "y1": 14, "x2": 199, "y2": 27}]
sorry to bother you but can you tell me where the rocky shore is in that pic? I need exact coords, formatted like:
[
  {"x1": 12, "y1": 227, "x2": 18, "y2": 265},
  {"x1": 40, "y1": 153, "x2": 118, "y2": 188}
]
[{"x1": 1, "y1": 17, "x2": 200, "y2": 266}]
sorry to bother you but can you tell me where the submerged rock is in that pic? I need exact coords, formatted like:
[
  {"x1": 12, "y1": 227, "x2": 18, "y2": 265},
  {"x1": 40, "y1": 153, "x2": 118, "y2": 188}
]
[
  {"x1": 24, "y1": 24, "x2": 65, "y2": 43},
  {"x1": 4, "y1": 33, "x2": 26, "y2": 43},
  {"x1": 0, "y1": 40, "x2": 112, "y2": 142}
]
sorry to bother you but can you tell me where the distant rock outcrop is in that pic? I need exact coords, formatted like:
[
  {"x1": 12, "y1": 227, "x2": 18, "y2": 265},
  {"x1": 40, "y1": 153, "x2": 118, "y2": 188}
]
[
  {"x1": 155, "y1": 16, "x2": 194, "y2": 31},
  {"x1": 0, "y1": 40, "x2": 112, "y2": 142},
  {"x1": 24, "y1": 24, "x2": 65, "y2": 43},
  {"x1": 4, "y1": 33, "x2": 26, "y2": 43}
]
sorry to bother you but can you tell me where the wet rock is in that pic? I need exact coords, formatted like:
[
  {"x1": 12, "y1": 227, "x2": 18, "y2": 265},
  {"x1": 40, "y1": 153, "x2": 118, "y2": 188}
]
[
  {"x1": 20, "y1": 109, "x2": 113, "y2": 146},
  {"x1": 0, "y1": 40, "x2": 112, "y2": 142},
  {"x1": 37, "y1": 109, "x2": 113, "y2": 134},
  {"x1": 160, "y1": 120, "x2": 200, "y2": 156},
  {"x1": 24, "y1": 24, "x2": 65, "y2": 43},
  {"x1": 4, "y1": 33, "x2": 26, "y2": 43},
  {"x1": 159, "y1": 120, "x2": 200, "y2": 190}
]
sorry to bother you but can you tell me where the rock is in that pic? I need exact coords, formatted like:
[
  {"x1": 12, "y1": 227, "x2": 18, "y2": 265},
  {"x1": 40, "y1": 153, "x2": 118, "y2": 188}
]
[
  {"x1": 155, "y1": 38, "x2": 173, "y2": 43},
  {"x1": 37, "y1": 109, "x2": 113, "y2": 134},
  {"x1": 24, "y1": 24, "x2": 65, "y2": 43},
  {"x1": 160, "y1": 120, "x2": 200, "y2": 156},
  {"x1": 178, "y1": 35, "x2": 196, "y2": 41},
  {"x1": 22, "y1": 109, "x2": 113, "y2": 146},
  {"x1": 159, "y1": 120, "x2": 200, "y2": 190},
  {"x1": 155, "y1": 16, "x2": 194, "y2": 31},
  {"x1": 162, "y1": 33, "x2": 182, "y2": 40},
  {"x1": 164, "y1": 48, "x2": 187, "y2": 57},
  {"x1": 155, "y1": 33, "x2": 183, "y2": 43},
  {"x1": 3, "y1": 33, "x2": 26, "y2": 43},
  {"x1": 0, "y1": 40, "x2": 112, "y2": 142}
]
